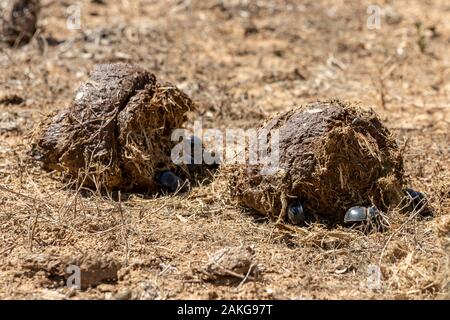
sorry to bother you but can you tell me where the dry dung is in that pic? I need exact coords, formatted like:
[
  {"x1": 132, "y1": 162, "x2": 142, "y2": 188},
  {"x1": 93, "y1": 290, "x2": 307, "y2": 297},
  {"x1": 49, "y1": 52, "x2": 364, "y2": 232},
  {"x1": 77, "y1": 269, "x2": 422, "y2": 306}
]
[
  {"x1": 30, "y1": 63, "x2": 194, "y2": 191},
  {"x1": 202, "y1": 246, "x2": 257, "y2": 281},
  {"x1": 0, "y1": 0, "x2": 39, "y2": 46},
  {"x1": 225, "y1": 99, "x2": 405, "y2": 223}
]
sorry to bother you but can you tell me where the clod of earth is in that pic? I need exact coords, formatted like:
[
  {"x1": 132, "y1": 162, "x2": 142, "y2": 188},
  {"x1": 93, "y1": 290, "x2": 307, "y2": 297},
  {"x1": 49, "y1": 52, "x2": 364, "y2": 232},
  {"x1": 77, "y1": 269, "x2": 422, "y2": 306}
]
[
  {"x1": 224, "y1": 99, "x2": 405, "y2": 223},
  {"x1": 0, "y1": 0, "x2": 39, "y2": 46},
  {"x1": 19, "y1": 253, "x2": 120, "y2": 290},
  {"x1": 156, "y1": 170, "x2": 185, "y2": 192},
  {"x1": 201, "y1": 246, "x2": 257, "y2": 281},
  {"x1": 30, "y1": 63, "x2": 194, "y2": 191}
]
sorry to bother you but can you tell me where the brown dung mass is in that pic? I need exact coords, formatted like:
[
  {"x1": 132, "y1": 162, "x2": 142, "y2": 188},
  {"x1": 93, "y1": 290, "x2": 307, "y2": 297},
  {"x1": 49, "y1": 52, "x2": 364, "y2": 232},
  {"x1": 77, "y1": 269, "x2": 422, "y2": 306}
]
[
  {"x1": 225, "y1": 99, "x2": 405, "y2": 222},
  {"x1": 30, "y1": 63, "x2": 194, "y2": 191}
]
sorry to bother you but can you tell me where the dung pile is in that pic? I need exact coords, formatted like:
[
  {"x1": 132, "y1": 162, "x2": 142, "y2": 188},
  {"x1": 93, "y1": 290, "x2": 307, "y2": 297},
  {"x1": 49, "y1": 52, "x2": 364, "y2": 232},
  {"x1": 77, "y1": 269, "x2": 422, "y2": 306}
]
[
  {"x1": 225, "y1": 99, "x2": 405, "y2": 222},
  {"x1": 30, "y1": 63, "x2": 194, "y2": 191},
  {"x1": 0, "y1": 0, "x2": 39, "y2": 45}
]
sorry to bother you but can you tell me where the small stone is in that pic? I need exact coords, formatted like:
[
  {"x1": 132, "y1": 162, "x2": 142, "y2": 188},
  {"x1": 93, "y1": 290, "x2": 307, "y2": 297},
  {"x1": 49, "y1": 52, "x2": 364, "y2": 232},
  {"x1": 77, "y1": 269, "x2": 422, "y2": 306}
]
[
  {"x1": 113, "y1": 290, "x2": 132, "y2": 300},
  {"x1": 136, "y1": 281, "x2": 159, "y2": 300},
  {"x1": 19, "y1": 252, "x2": 121, "y2": 290},
  {"x1": 39, "y1": 289, "x2": 65, "y2": 300},
  {"x1": 96, "y1": 283, "x2": 116, "y2": 293}
]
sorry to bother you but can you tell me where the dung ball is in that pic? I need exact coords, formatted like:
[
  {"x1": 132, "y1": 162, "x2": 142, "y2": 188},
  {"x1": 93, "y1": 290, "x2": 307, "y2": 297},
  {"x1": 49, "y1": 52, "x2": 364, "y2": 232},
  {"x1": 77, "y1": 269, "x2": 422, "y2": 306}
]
[
  {"x1": 30, "y1": 63, "x2": 194, "y2": 191},
  {"x1": 225, "y1": 99, "x2": 405, "y2": 222}
]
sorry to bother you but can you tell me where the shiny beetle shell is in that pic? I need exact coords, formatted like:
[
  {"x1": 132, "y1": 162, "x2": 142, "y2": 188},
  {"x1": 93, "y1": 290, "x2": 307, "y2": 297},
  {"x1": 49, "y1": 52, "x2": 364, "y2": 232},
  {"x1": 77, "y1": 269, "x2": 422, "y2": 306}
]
[
  {"x1": 344, "y1": 206, "x2": 380, "y2": 224},
  {"x1": 344, "y1": 207, "x2": 368, "y2": 223},
  {"x1": 287, "y1": 200, "x2": 306, "y2": 225}
]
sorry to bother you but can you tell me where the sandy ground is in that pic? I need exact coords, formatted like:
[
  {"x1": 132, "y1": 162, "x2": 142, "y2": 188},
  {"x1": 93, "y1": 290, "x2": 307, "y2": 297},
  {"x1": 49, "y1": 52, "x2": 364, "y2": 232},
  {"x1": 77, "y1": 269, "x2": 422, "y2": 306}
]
[{"x1": 0, "y1": 0, "x2": 449, "y2": 299}]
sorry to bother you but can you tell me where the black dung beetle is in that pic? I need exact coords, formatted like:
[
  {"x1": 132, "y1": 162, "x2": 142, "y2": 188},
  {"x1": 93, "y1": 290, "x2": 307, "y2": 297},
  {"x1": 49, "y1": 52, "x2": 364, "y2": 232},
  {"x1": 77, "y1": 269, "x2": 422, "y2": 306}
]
[
  {"x1": 287, "y1": 200, "x2": 306, "y2": 225},
  {"x1": 405, "y1": 188, "x2": 425, "y2": 207},
  {"x1": 404, "y1": 188, "x2": 432, "y2": 216}
]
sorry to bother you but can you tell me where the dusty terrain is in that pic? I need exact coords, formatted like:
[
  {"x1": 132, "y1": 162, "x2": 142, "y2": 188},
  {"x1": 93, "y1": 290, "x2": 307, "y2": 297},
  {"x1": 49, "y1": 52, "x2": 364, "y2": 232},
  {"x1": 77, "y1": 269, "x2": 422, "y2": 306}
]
[{"x1": 0, "y1": 0, "x2": 449, "y2": 299}]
